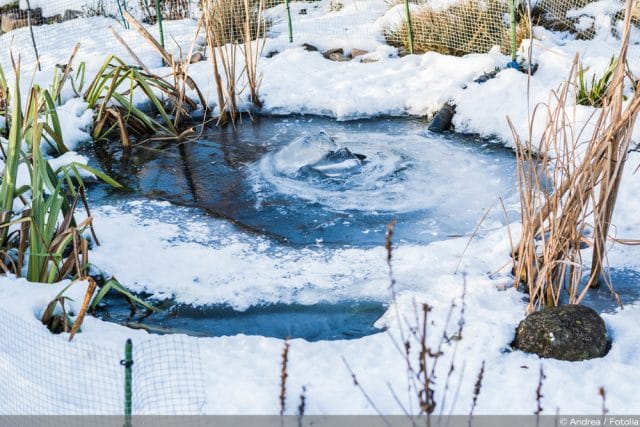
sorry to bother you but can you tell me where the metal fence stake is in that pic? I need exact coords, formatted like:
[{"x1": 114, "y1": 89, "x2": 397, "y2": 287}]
[
  {"x1": 284, "y1": 0, "x2": 293, "y2": 43},
  {"x1": 403, "y1": 0, "x2": 414, "y2": 55},
  {"x1": 155, "y1": 0, "x2": 166, "y2": 49},
  {"x1": 121, "y1": 339, "x2": 133, "y2": 427},
  {"x1": 509, "y1": 0, "x2": 518, "y2": 62},
  {"x1": 24, "y1": 0, "x2": 41, "y2": 71}
]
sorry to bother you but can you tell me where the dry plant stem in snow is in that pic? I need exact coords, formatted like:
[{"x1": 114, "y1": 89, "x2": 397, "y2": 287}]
[
  {"x1": 534, "y1": 365, "x2": 545, "y2": 418},
  {"x1": 344, "y1": 221, "x2": 470, "y2": 421},
  {"x1": 242, "y1": 0, "x2": 266, "y2": 108},
  {"x1": 511, "y1": 0, "x2": 640, "y2": 310},
  {"x1": 279, "y1": 338, "x2": 290, "y2": 416}
]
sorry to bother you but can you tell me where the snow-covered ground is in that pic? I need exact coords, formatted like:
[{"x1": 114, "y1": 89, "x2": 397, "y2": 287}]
[{"x1": 1, "y1": 0, "x2": 640, "y2": 416}]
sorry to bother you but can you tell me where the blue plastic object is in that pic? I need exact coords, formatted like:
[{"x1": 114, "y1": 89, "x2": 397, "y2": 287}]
[{"x1": 506, "y1": 60, "x2": 538, "y2": 75}]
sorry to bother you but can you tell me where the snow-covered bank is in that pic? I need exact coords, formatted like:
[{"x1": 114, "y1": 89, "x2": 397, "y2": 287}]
[{"x1": 2, "y1": 198, "x2": 640, "y2": 414}]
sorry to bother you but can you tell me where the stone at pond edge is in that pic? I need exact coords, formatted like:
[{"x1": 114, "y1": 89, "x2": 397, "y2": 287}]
[
  {"x1": 302, "y1": 43, "x2": 318, "y2": 52},
  {"x1": 513, "y1": 305, "x2": 608, "y2": 361},
  {"x1": 351, "y1": 48, "x2": 368, "y2": 57},
  {"x1": 428, "y1": 103, "x2": 456, "y2": 133},
  {"x1": 323, "y1": 48, "x2": 351, "y2": 62}
]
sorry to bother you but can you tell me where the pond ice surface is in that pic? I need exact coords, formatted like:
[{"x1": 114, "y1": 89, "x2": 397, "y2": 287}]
[
  {"x1": 87, "y1": 116, "x2": 519, "y2": 247},
  {"x1": 85, "y1": 116, "x2": 520, "y2": 309},
  {"x1": 251, "y1": 118, "x2": 519, "y2": 237}
]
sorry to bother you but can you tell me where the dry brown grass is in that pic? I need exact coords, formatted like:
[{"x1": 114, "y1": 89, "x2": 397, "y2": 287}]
[
  {"x1": 385, "y1": 0, "x2": 530, "y2": 56},
  {"x1": 201, "y1": 0, "x2": 269, "y2": 45},
  {"x1": 511, "y1": 0, "x2": 640, "y2": 311},
  {"x1": 203, "y1": 0, "x2": 267, "y2": 125}
]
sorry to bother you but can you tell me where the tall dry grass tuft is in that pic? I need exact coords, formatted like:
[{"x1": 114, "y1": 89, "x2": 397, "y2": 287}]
[
  {"x1": 511, "y1": 0, "x2": 640, "y2": 311},
  {"x1": 202, "y1": 0, "x2": 268, "y2": 126},
  {"x1": 385, "y1": 0, "x2": 530, "y2": 56}
]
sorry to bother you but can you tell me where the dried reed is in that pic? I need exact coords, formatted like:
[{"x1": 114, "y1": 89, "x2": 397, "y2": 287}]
[
  {"x1": 202, "y1": 0, "x2": 267, "y2": 125},
  {"x1": 511, "y1": 0, "x2": 640, "y2": 310}
]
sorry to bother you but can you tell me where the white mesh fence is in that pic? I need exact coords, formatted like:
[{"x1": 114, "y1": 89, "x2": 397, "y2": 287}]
[
  {"x1": 0, "y1": 0, "x2": 638, "y2": 73},
  {"x1": 0, "y1": 307, "x2": 206, "y2": 416}
]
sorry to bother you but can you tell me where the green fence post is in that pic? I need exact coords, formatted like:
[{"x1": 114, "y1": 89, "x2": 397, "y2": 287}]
[
  {"x1": 403, "y1": 0, "x2": 414, "y2": 55},
  {"x1": 116, "y1": 0, "x2": 129, "y2": 29},
  {"x1": 121, "y1": 339, "x2": 133, "y2": 427},
  {"x1": 24, "y1": 0, "x2": 41, "y2": 71},
  {"x1": 155, "y1": 0, "x2": 165, "y2": 49},
  {"x1": 284, "y1": 0, "x2": 293, "y2": 43},
  {"x1": 509, "y1": 0, "x2": 517, "y2": 62}
]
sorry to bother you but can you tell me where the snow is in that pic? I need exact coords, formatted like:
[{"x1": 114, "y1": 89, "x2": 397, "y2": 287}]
[{"x1": 0, "y1": 0, "x2": 640, "y2": 417}]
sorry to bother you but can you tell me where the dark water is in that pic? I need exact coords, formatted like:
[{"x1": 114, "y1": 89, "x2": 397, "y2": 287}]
[
  {"x1": 96, "y1": 298, "x2": 387, "y2": 341},
  {"x1": 83, "y1": 115, "x2": 519, "y2": 247},
  {"x1": 580, "y1": 268, "x2": 640, "y2": 313}
]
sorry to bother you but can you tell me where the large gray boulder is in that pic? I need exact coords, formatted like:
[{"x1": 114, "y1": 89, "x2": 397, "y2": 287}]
[{"x1": 513, "y1": 305, "x2": 608, "y2": 361}]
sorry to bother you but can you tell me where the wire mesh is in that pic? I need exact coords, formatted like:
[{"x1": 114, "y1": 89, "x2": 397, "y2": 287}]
[
  {"x1": 536, "y1": 0, "x2": 627, "y2": 40},
  {"x1": 0, "y1": 0, "x2": 199, "y2": 71},
  {"x1": 381, "y1": 0, "x2": 512, "y2": 55},
  {"x1": 0, "y1": 307, "x2": 206, "y2": 416},
  {"x1": 0, "y1": 0, "x2": 637, "y2": 73}
]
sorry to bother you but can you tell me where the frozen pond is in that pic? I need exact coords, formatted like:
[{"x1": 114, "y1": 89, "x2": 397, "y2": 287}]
[
  {"x1": 83, "y1": 116, "x2": 523, "y2": 340},
  {"x1": 82, "y1": 115, "x2": 640, "y2": 339},
  {"x1": 86, "y1": 116, "x2": 519, "y2": 247}
]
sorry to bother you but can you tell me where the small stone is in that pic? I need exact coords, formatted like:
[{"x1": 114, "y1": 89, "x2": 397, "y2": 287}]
[
  {"x1": 428, "y1": 103, "x2": 456, "y2": 133},
  {"x1": 323, "y1": 48, "x2": 350, "y2": 62},
  {"x1": 189, "y1": 52, "x2": 205, "y2": 64},
  {"x1": 513, "y1": 305, "x2": 608, "y2": 361},
  {"x1": 322, "y1": 48, "x2": 344, "y2": 59},
  {"x1": 302, "y1": 43, "x2": 318, "y2": 52},
  {"x1": 62, "y1": 9, "x2": 83, "y2": 20},
  {"x1": 328, "y1": 52, "x2": 350, "y2": 62},
  {"x1": 329, "y1": 0, "x2": 343, "y2": 12},
  {"x1": 351, "y1": 48, "x2": 368, "y2": 57}
]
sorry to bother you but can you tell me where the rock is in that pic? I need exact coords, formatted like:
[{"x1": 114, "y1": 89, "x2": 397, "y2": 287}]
[
  {"x1": 189, "y1": 52, "x2": 205, "y2": 64},
  {"x1": 473, "y1": 68, "x2": 501, "y2": 84},
  {"x1": 513, "y1": 305, "x2": 608, "y2": 361},
  {"x1": 266, "y1": 50, "x2": 279, "y2": 58},
  {"x1": 351, "y1": 48, "x2": 368, "y2": 57},
  {"x1": 329, "y1": 0, "x2": 343, "y2": 12},
  {"x1": 323, "y1": 48, "x2": 350, "y2": 62},
  {"x1": 62, "y1": 9, "x2": 83, "y2": 20},
  {"x1": 428, "y1": 103, "x2": 456, "y2": 133},
  {"x1": 328, "y1": 52, "x2": 350, "y2": 62},
  {"x1": 323, "y1": 48, "x2": 342, "y2": 57},
  {"x1": 31, "y1": 7, "x2": 42, "y2": 19},
  {"x1": 302, "y1": 43, "x2": 318, "y2": 52}
]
